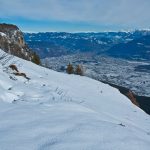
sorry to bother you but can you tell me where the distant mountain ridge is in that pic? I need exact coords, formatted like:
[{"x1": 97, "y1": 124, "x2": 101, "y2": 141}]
[
  {"x1": 106, "y1": 35, "x2": 150, "y2": 60},
  {"x1": 24, "y1": 30, "x2": 150, "y2": 60}
]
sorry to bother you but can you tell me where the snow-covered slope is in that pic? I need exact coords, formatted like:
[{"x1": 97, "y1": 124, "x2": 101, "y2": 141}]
[{"x1": 0, "y1": 49, "x2": 150, "y2": 150}]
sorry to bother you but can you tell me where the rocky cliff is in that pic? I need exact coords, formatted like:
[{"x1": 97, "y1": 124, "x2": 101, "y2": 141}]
[{"x1": 0, "y1": 23, "x2": 33, "y2": 60}]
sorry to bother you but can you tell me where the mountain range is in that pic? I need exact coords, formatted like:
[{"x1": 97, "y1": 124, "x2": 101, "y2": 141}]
[
  {"x1": 24, "y1": 30, "x2": 150, "y2": 61},
  {"x1": 107, "y1": 35, "x2": 150, "y2": 60}
]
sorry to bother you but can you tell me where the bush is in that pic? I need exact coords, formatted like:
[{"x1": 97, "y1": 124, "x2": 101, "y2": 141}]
[
  {"x1": 66, "y1": 63, "x2": 74, "y2": 74},
  {"x1": 75, "y1": 65, "x2": 84, "y2": 76}
]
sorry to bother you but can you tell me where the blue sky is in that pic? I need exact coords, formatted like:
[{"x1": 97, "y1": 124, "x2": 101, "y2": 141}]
[{"x1": 0, "y1": 0, "x2": 150, "y2": 32}]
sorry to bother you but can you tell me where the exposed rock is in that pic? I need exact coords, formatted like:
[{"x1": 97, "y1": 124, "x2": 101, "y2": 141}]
[
  {"x1": 9, "y1": 64, "x2": 19, "y2": 72},
  {"x1": 9, "y1": 64, "x2": 30, "y2": 80},
  {"x1": 0, "y1": 23, "x2": 33, "y2": 60},
  {"x1": 125, "y1": 90, "x2": 140, "y2": 107}
]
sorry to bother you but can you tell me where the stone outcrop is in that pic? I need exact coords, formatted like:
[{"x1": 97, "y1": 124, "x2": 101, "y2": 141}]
[
  {"x1": 125, "y1": 91, "x2": 140, "y2": 107},
  {"x1": 0, "y1": 23, "x2": 32, "y2": 60}
]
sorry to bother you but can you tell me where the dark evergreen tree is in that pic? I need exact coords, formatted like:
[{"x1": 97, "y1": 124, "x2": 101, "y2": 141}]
[{"x1": 31, "y1": 52, "x2": 41, "y2": 65}]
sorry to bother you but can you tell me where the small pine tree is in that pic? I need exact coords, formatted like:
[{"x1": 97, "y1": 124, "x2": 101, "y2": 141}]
[
  {"x1": 75, "y1": 65, "x2": 83, "y2": 76},
  {"x1": 66, "y1": 63, "x2": 74, "y2": 74},
  {"x1": 31, "y1": 52, "x2": 41, "y2": 65}
]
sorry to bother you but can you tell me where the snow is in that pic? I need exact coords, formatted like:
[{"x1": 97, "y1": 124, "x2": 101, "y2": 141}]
[
  {"x1": 0, "y1": 49, "x2": 150, "y2": 150},
  {"x1": 0, "y1": 32, "x2": 6, "y2": 37}
]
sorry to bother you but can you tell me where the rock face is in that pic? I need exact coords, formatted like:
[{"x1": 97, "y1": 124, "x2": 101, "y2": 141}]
[
  {"x1": 0, "y1": 23, "x2": 32, "y2": 60},
  {"x1": 125, "y1": 91, "x2": 140, "y2": 107}
]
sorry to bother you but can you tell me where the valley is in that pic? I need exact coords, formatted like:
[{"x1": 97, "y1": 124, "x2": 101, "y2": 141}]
[{"x1": 41, "y1": 54, "x2": 150, "y2": 97}]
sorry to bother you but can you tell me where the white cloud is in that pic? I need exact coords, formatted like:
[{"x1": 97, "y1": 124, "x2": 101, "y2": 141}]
[{"x1": 0, "y1": 0, "x2": 150, "y2": 28}]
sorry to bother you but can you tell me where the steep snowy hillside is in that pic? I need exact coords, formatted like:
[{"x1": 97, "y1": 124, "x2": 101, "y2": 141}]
[{"x1": 0, "y1": 49, "x2": 150, "y2": 150}]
